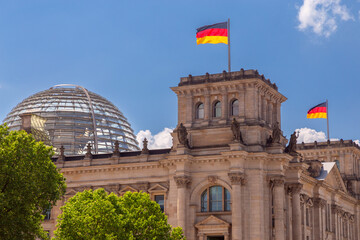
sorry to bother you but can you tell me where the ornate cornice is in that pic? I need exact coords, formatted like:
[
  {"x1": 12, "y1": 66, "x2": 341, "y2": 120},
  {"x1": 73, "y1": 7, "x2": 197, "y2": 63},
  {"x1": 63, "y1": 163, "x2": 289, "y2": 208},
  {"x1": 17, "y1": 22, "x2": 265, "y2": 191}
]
[
  {"x1": 61, "y1": 162, "x2": 161, "y2": 175},
  {"x1": 174, "y1": 175, "x2": 191, "y2": 188}
]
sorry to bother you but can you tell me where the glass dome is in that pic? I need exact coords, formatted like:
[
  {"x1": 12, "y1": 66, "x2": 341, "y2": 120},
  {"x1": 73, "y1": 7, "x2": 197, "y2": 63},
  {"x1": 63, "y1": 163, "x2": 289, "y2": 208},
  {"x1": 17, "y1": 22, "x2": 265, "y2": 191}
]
[{"x1": 3, "y1": 84, "x2": 140, "y2": 155}]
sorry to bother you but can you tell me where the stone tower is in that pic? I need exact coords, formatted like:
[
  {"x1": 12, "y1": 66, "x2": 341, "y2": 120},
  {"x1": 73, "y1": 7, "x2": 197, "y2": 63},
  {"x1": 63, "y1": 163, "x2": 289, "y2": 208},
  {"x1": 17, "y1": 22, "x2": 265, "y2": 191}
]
[{"x1": 171, "y1": 69, "x2": 287, "y2": 152}]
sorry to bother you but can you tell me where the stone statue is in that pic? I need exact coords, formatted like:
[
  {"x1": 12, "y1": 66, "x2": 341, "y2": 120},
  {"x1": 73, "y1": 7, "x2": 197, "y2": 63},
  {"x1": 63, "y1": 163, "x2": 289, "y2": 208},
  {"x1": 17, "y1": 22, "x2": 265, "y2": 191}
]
[
  {"x1": 177, "y1": 123, "x2": 190, "y2": 148},
  {"x1": 285, "y1": 131, "x2": 298, "y2": 155},
  {"x1": 142, "y1": 138, "x2": 149, "y2": 154},
  {"x1": 271, "y1": 122, "x2": 281, "y2": 144},
  {"x1": 306, "y1": 160, "x2": 322, "y2": 178},
  {"x1": 231, "y1": 118, "x2": 243, "y2": 143}
]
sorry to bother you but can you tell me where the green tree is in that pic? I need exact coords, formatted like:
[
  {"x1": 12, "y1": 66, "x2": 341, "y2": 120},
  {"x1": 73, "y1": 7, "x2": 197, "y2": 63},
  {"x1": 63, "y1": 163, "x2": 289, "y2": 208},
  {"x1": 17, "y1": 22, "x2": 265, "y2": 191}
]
[
  {"x1": 55, "y1": 189, "x2": 185, "y2": 240},
  {"x1": 0, "y1": 124, "x2": 66, "y2": 240}
]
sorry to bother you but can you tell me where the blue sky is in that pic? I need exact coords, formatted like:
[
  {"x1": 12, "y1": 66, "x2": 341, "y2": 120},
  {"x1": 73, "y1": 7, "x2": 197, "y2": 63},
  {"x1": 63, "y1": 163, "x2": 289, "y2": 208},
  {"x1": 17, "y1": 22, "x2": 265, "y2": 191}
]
[{"x1": 0, "y1": 0, "x2": 359, "y2": 147}]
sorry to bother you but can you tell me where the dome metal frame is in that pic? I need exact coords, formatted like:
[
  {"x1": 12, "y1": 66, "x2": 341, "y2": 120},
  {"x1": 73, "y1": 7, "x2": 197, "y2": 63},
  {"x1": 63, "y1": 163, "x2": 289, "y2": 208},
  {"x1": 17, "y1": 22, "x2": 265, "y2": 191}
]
[{"x1": 3, "y1": 85, "x2": 139, "y2": 155}]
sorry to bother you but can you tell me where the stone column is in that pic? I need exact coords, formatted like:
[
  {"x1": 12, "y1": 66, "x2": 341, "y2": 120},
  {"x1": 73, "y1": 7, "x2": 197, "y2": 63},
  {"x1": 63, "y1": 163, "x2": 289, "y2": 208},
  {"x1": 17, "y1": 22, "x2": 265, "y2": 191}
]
[
  {"x1": 197, "y1": 233, "x2": 205, "y2": 240},
  {"x1": 185, "y1": 94, "x2": 193, "y2": 124},
  {"x1": 261, "y1": 96, "x2": 267, "y2": 123},
  {"x1": 239, "y1": 90, "x2": 245, "y2": 119},
  {"x1": 174, "y1": 175, "x2": 191, "y2": 236},
  {"x1": 222, "y1": 90, "x2": 228, "y2": 120},
  {"x1": 204, "y1": 94, "x2": 210, "y2": 121},
  {"x1": 332, "y1": 204, "x2": 340, "y2": 240},
  {"x1": 228, "y1": 172, "x2": 246, "y2": 240},
  {"x1": 313, "y1": 198, "x2": 326, "y2": 240},
  {"x1": 289, "y1": 183, "x2": 303, "y2": 240},
  {"x1": 268, "y1": 101, "x2": 273, "y2": 126},
  {"x1": 285, "y1": 187, "x2": 292, "y2": 240},
  {"x1": 272, "y1": 177, "x2": 285, "y2": 240}
]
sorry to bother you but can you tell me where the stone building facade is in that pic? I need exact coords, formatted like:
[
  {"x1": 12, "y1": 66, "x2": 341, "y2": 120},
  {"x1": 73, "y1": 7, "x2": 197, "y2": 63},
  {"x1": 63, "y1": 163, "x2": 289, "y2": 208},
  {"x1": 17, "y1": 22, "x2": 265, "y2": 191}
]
[{"x1": 43, "y1": 70, "x2": 360, "y2": 240}]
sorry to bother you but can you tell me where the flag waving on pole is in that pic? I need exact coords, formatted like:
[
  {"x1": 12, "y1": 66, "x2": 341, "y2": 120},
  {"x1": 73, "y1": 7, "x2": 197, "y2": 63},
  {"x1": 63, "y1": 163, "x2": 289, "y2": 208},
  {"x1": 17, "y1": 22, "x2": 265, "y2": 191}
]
[
  {"x1": 196, "y1": 22, "x2": 228, "y2": 45},
  {"x1": 307, "y1": 102, "x2": 327, "y2": 119}
]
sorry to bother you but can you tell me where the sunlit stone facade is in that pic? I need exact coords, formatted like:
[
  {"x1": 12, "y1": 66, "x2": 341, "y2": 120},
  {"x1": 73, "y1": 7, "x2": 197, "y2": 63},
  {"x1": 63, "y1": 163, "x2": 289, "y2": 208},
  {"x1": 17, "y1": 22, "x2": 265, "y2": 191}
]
[{"x1": 43, "y1": 70, "x2": 359, "y2": 240}]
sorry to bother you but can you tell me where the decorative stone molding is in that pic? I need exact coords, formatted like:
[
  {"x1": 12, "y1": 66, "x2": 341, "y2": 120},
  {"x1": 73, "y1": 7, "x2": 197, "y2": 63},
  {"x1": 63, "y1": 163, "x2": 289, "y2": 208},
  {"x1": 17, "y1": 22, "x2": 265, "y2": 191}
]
[
  {"x1": 286, "y1": 183, "x2": 303, "y2": 195},
  {"x1": 228, "y1": 172, "x2": 246, "y2": 185},
  {"x1": 119, "y1": 186, "x2": 138, "y2": 195},
  {"x1": 300, "y1": 194, "x2": 309, "y2": 204},
  {"x1": 112, "y1": 140, "x2": 120, "y2": 158},
  {"x1": 174, "y1": 175, "x2": 191, "y2": 188},
  {"x1": 57, "y1": 145, "x2": 65, "y2": 163},
  {"x1": 137, "y1": 181, "x2": 149, "y2": 192},
  {"x1": 331, "y1": 204, "x2": 342, "y2": 214},
  {"x1": 141, "y1": 138, "x2": 149, "y2": 154},
  {"x1": 313, "y1": 197, "x2": 327, "y2": 208},
  {"x1": 306, "y1": 197, "x2": 313, "y2": 207},
  {"x1": 84, "y1": 143, "x2": 93, "y2": 160},
  {"x1": 268, "y1": 175, "x2": 285, "y2": 187},
  {"x1": 208, "y1": 175, "x2": 218, "y2": 184}
]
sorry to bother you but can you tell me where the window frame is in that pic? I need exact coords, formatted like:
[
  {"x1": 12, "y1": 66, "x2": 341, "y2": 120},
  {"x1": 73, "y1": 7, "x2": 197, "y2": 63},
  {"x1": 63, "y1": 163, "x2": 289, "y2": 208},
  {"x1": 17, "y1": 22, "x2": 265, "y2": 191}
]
[
  {"x1": 201, "y1": 185, "x2": 231, "y2": 212},
  {"x1": 230, "y1": 99, "x2": 239, "y2": 116},
  {"x1": 154, "y1": 194, "x2": 165, "y2": 212},
  {"x1": 195, "y1": 102, "x2": 205, "y2": 119},
  {"x1": 213, "y1": 101, "x2": 222, "y2": 118}
]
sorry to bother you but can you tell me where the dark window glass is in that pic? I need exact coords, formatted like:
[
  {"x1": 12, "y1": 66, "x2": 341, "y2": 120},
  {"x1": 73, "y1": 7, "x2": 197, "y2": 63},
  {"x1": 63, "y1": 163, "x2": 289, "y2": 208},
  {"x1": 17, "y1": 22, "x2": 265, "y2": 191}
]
[
  {"x1": 201, "y1": 191, "x2": 208, "y2": 212},
  {"x1": 213, "y1": 101, "x2": 221, "y2": 118},
  {"x1": 196, "y1": 103, "x2": 204, "y2": 119},
  {"x1": 43, "y1": 206, "x2": 51, "y2": 220},
  {"x1": 201, "y1": 186, "x2": 230, "y2": 212},
  {"x1": 155, "y1": 195, "x2": 165, "y2": 212},
  {"x1": 231, "y1": 99, "x2": 239, "y2": 116},
  {"x1": 209, "y1": 186, "x2": 222, "y2": 211},
  {"x1": 224, "y1": 188, "x2": 231, "y2": 211}
]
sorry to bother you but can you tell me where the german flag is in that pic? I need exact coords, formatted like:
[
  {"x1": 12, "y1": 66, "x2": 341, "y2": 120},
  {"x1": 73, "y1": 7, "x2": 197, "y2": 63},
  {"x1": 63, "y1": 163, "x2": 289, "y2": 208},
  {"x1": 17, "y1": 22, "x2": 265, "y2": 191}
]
[
  {"x1": 307, "y1": 102, "x2": 327, "y2": 119},
  {"x1": 196, "y1": 22, "x2": 228, "y2": 45}
]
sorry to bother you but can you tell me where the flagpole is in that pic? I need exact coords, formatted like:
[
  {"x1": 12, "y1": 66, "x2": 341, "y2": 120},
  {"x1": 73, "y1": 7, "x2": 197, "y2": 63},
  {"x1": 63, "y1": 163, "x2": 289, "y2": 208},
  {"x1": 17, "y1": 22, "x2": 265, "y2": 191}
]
[
  {"x1": 326, "y1": 99, "x2": 330, "y2": 141},
  {"x1": 228, "y1": 18, "x2": 231, "y2": 73}
]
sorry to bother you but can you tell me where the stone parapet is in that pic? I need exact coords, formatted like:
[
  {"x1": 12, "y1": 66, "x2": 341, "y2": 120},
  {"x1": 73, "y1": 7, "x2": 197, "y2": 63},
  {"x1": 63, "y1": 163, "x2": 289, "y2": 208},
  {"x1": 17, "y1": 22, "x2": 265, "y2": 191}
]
[{"x1": 178, "y1": 69, "x2": 278, "y2": 91}]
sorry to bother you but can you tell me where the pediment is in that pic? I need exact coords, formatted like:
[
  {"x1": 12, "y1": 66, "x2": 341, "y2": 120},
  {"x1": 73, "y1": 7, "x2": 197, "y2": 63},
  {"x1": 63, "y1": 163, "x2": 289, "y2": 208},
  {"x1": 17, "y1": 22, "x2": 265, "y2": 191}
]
[
  {"x1": 195, "y1": 215, "x2": 230, "y2": 228},
  {"x1": 119, "y1": 186, "x2": 138, "y2": 194},
  {"x1": 320, "y1": 163, "x2": 347, "y2": 192},
  {"x1": 65, "y1": 188, "x2": 77, "y2": 196},
  {"x1": 148, "y1": 184, "x2": 168, "y2": 193}
]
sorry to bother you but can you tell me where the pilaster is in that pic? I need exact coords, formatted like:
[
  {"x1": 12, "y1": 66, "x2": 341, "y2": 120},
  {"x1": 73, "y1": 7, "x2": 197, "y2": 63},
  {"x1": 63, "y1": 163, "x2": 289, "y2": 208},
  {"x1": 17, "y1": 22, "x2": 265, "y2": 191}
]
[
  {"x1": 270, "y1": 176, "x2": 285, "y2": 240},
  {"x1": 288, "y1": 183, "x2": 303, "y2": 240},
  {"x1": 228, "y1": 172, "x2": 246, "y2": 240},
  {"x1": 174, "y1": 175, "x2": 191, "y2": 237}
]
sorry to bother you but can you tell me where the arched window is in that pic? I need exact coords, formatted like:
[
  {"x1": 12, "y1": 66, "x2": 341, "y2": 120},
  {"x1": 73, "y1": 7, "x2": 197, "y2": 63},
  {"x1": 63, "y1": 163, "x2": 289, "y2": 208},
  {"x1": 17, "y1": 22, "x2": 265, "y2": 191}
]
[
  {"x1": 213, "y1": 101, "x2": 221, "y2": 118},
  {"x1": 231, "y1": 99, "x2": 239, "y2": 116},
  {"x1": 196, "y1": 102, "x2": 204, "y2": 119},
  {"x1": 201, "y1": 186, "x2": 231, "y2": 212}
]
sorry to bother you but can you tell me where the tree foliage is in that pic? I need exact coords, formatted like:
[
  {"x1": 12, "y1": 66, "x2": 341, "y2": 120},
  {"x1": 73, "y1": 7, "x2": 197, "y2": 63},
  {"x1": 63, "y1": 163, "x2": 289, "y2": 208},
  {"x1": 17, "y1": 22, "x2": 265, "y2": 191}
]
[
  {"x1": 55, "y1": 189, "x2": 185, "y2": 240},
  {"x1": 0, "y1": 124, "x2": 66, "y2": 240}
]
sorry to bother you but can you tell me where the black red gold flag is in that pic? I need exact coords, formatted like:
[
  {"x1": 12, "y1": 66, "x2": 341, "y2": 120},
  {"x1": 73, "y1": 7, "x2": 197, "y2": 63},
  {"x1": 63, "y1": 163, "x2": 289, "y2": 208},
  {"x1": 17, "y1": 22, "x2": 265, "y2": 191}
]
[
  {"x1": 307, "y1": 102, "x2": 327, "y2": 119},
  {"x1": 196, "y1": 22, "x2": 228, "y2": 45}
]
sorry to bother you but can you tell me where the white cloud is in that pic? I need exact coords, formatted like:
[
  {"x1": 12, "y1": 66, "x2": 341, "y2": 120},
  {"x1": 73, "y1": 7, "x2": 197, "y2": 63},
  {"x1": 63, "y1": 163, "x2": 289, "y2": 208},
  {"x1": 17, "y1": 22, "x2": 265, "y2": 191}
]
[
  {"x1": 295, "y1": 127, "x2": 339, "y2": 143},
  {"x1": 136, "y1": 127, "x2": 174, "y2": 150},
  {"x1": 297, "y1": 0, "x2": 353, "y2": 37},
  {"x1": 355, "y1": 140, "x2": 360, "y2": 146}
]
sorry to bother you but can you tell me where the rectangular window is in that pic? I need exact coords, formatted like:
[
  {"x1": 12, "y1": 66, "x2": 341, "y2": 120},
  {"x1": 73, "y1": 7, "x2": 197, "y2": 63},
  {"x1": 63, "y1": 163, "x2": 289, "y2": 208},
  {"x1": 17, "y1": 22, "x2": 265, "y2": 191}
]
[
  {"x1": 43, "y1": 206, "x2": 51, "y2": 220},
  {"x1": 155, "y1": 195, "x2": 165, "y2": 212}
]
